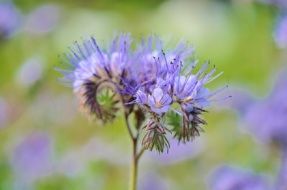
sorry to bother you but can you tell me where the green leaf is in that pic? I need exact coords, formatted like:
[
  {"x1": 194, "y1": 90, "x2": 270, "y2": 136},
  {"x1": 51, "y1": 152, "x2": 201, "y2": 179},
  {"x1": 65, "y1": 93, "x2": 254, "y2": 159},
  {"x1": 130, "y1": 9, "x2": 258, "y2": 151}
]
[{"x1": 166, "y1": 111, "x2": 182, "y2": 135}]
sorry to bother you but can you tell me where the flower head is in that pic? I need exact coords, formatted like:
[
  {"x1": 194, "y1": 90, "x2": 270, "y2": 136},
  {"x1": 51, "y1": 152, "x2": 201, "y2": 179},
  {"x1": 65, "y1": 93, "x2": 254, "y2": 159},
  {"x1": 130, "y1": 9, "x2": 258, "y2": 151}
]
[
  {"x1": 59, "y1": 34, "x2": 223, "y2": 152},
  {"x1": 0, "y1": 2, "x2": 21, "y2": 39},
  {"x1": 16, "y1": 56, "x2": 44, "y2": 88},
  {"x1": 59, "y1": 34, "x2": 132, "y2": 122}
]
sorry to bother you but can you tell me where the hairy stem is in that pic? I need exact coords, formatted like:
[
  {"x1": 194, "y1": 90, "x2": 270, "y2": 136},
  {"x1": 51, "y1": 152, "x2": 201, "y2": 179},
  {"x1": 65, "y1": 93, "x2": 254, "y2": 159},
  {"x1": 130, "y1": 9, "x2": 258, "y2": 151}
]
[
  {"x1": 136, "y1": 146, "x2": 146, "y2": 161},
  {"x1": 130, "y1": 138, "x2": 138, "y2": 190},
  {"x1": 124, "y1": 112, "x2": 145, "y2": 190}
]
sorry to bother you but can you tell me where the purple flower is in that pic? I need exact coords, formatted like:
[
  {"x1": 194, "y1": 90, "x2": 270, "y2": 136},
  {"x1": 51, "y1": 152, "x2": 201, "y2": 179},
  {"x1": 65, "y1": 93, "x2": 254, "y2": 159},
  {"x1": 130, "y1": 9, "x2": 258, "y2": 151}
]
[
  {"x1": 274, "y1": 15, "x2": 287, "y2": 49},
  {"x1": 131, "y1": 39, "x2": 222, "y2": 145},
  {"x1": 16, "y1": 56, "x2": 44, "y2": 88},
  {"x1": 59, "y1": 34, "x2": 223, "y2": 152},
  {"x1": 276, "y1": 149, "x2": 287, "y2": 190},
  {"x1": 244, "y1": 71, "x2": 287, "y2": 146},
  {"x1": 209, "y1": 165, "x2": 269, "y2": 190},
  {"x1": 173, "y1": 75, "x2": 198, "y2": 101},
  {"x1": 135, "y1": 90, "x2": 148, "y2": 105},
  {"x1": 24, "y1": 4, "x2": 61, "y2": 35},
  {"x1": 58, "y1": 34, "x2": 131, "y2": 122},
  {"x1": 10, "y1": 133, "x2": 54, "y2": 183},
  {"x1": 147, "y1": 87, "x2": 172, "y2": 114},
  {"x1": 0, "y1": 2, "x2": 21, "y2": 38},
  {"x1": 139, "y1": 172, "x2": 170, "y2": 190},
  {"x1": 219, "y1": 87, "x2": 255, "y2": 116},
  {"x1": 168, "y1": 63, "x2": 222, "y2": 142}
]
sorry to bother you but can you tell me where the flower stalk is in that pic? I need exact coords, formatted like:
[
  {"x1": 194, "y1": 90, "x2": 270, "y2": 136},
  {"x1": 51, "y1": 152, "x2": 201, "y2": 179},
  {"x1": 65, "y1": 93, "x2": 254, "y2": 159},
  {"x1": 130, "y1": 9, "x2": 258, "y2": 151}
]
[
  {"x1": 130, "y1": 137, "x2": 139, "y2": 190},
  {"x1": 125, "y1": 112, "x2": 145, "y2": 190}
]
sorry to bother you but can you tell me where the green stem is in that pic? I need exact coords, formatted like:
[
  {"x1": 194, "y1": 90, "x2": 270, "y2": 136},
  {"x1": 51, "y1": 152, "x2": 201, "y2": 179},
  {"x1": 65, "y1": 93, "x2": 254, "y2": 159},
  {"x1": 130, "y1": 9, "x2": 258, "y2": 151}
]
[
  {"x1": 130, "y1": 139, "x2": 138, "y2": 190},
  {"x1": 124, "y1": 112, "x2": 145, "y2": 190}
]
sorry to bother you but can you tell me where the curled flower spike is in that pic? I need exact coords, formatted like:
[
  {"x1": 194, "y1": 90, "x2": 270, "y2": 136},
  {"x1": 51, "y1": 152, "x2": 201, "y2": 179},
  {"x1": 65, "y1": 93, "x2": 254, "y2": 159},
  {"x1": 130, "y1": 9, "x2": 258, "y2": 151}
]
[
  {"x1": 179, "y1": 105, "x2": 207, "y2": 142},
  {"x1": 58, "y1": 34, "x2": 132, "y2": 122},
  {"x1": 58, "y1": 34, "x2": 224, "y2": 152},
  {"x1": 142, "y1": 120, "x2": 170, "y2": 153}
]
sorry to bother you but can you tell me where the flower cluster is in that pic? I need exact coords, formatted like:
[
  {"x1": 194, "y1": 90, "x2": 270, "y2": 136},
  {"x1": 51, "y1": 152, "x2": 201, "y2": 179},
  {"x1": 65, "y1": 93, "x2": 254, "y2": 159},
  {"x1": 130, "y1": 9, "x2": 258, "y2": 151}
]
[{"x1": 59, "y1": 34, "x2": 222, "y2": 152}]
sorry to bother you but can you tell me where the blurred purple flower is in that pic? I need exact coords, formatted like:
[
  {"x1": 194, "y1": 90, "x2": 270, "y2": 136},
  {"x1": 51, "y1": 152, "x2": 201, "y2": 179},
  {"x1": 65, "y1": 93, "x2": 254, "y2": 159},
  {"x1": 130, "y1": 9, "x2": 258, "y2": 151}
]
[
  {"x1": 268, "y1": 0, "x2": 287, "y2": 9},
  {"x1": 244, "y1": 71, "x2": 287, "y2": 146},
  {"x1": 139, "y1": 172, "x2": 170, "y2": 190},
  {"x1": 209, "y1": 165, "x2": 269, "y2": 190},
  {"x1": 16, "y1": 56, "x2": 44, "y2": 88},
  {"x1": 10, "y1": 133, "x2": 54, "y2": 183},
  {"x1": 274, "y1": 15, "x2": 287, "y2": 49},
  {"x1": 275, "y1": 149, "x2": 287, "y2": 190},
  {"x1": 218, "y1": 87, "x2": 255, "y2": 115},
  {"x1": 0, "y1": 2, "x2": 21, "y2": 38},
  {"x1": 146, "y1": 136, "x2": 205, "y2": 164},
  {"x1": 24, "y1": 4, "x2": 61, "y2": 35}
]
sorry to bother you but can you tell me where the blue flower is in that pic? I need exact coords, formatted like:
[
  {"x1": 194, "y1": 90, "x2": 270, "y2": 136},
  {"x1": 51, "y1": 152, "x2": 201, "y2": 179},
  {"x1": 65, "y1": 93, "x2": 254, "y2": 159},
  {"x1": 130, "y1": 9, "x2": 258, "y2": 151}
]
[{"x1": 147, "y1": 87, "x2": 172, "y2": 114}]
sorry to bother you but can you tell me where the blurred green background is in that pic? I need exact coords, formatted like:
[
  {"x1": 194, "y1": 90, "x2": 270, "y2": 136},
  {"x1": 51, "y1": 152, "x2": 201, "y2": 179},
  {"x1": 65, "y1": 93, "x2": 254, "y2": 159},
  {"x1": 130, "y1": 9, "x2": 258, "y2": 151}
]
[{"x1": 0, "y1": 0, "x2": 285, "y2": 189}]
